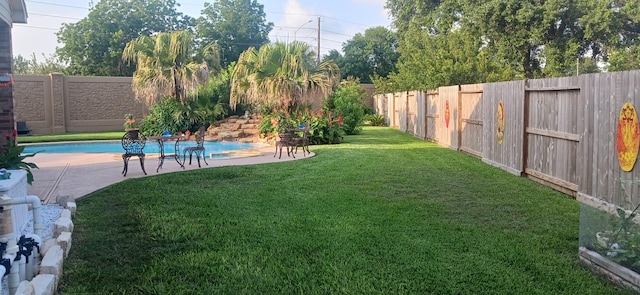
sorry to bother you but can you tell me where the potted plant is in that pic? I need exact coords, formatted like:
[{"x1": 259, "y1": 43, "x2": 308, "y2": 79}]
[
  {"x1": 0, "y1": 130, "x2": 39, "y2": 185},
  {"x1": 124, "y1": 113, "x2": 139, "y2": 139}
]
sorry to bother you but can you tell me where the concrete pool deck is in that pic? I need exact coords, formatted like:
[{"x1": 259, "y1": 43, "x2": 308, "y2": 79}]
[{"x1": 26, "y1": 145, "x2": 313, "y2": 203}]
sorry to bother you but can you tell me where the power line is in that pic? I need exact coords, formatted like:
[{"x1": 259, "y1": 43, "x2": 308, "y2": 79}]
[
  {"x1": 321, "y1": 29, "x2": 354, "y2": 38},
  {"x1": 320, "y1": 38, "x2": 343, "y2": 44},
  {"x1": 25, "y1": 0, "x2": 88, "y2": 10},
  {"x1": 29, "y1": 12, "x2": 83, "y2": 20},
  {"x1": 320, "y1": 15, "x2": 372, "y2": 29},
  {"x1": 13, "y1": 24, "x2": 59, "y2": 31}
]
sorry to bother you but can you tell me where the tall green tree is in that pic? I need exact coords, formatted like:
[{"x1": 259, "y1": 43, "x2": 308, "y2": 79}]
[
  {"x1": 196, "y1": 0, "x2": 273, "y2": 67},
  {"x1": 56, "y1": 0, "x2": 193, "y2": 76},
  {"x1": 122, "y1": 31, "x2": 217, "y2": 105},
  {"x1": 230, "y1": 41, "x2": 340, "y2": 113},
  {"x1": 579, "y1": 0, "x2": 640, "y2": 71},
  {"x1": 383, "y1": 0, "x2": 629, "y2": 93},
  {"x1": 379, "y1": 27, "x2": 516, "y2": 91},
  {"x1": 12, "y1": 53, "x2": 66, "y2": 75},
  {"x1": 339, "y1": 26, "x2": 399, "y2": 83}
]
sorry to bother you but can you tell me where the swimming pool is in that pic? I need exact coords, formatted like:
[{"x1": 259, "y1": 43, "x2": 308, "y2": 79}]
[{"x1": 23, "y1": 141, "x2": 259, "y2": 156}]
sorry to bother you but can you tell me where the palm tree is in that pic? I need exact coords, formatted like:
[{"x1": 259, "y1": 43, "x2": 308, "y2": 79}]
[
  {"x1": 122, "y1": 31, "x2": 220, "y2": 105},
  {"x1": 230, "y1": 41, "x2": 339, "y2": 113}
]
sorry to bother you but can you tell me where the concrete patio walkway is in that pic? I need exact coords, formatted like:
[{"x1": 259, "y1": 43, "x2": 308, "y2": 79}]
[{"x1": 26, "y1": 145, "x2": 313, "y2": 204}]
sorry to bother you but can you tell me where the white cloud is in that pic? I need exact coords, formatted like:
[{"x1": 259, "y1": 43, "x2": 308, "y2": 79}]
[
  {"x1": 350, "y1": 0, "x2": 388, "y2": 18},
  {"x1": 270, "y1": 0, "x2": 318, "y2": 43},
  {"x1": 351, "y1": 0, "x2": 386, "y2": 5}
]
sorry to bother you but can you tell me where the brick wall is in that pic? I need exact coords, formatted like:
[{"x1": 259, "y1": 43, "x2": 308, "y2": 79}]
[{"x1": 0, "y1": 22, "x2": 14, "y2": 140}]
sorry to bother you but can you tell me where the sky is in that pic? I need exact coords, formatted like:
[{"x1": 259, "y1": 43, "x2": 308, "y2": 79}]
[{"x1": 11, "y1": 0, "x2": 393, "y2": 59}]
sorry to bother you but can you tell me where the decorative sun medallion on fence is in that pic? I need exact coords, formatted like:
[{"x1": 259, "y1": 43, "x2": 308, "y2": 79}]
[
  {"x1": 497, "y1": 101, "x2": 505, "y2": 145},
  {"x1": 616, "y1": 102, "x2": 640, "y2": 172},
  {"x1": 445, "y1": 100, "x2": 450, "y2": 128}
]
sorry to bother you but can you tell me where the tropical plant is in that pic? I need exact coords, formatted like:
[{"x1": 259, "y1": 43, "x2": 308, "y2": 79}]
[
  {"x1": 258, "y1": 107, "x2": 344, "y2": 144},
  {"x1": 230, "y1": 41, "x2": 340, "y2": 114},
  {"x1": 122, "y1": 31, "x2": 219, "y2": 106},
  {"x1": 0, "y1": 131, "x2": 39, "y2": 185},
  {"x1": 189, "y1": 63, "x2": 240, "y2": 127},
  {"x1": 364, "y1": 114, "x2": 386, "y2": 126},
  {"x1": 139, "y1": 97, "x2": 191, "y2": 136}
]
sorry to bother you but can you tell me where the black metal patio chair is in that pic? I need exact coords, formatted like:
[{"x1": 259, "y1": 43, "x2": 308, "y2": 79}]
[
  {"x1": 121, "y1": 132, "x2": 147, "y2": 176},
  {"x1": 183, "y1": 127, "x2": 209, "y2": 167}
]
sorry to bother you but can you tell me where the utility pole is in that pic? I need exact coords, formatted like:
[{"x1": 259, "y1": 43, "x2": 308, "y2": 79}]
[{"x1": 317, "y1": 16, "x2": 321, "y2": 62}]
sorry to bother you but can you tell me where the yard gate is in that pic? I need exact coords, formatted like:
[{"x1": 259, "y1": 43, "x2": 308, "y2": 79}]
[
  {"x1": 411, "y1": 91, "x2": 426, "y2": 139},
  {"x1": 387, "y1": 93, "x2": 398, "y2": 128},
  {"x1": 458, "y1": 84, "x2": 484, "y2": 157},
  {"x1": 425, "y1": 90, "x2": 438, "y2": 141},
  {"x1": 524, "y1": 77, "x2": 580, "y2": 196}
]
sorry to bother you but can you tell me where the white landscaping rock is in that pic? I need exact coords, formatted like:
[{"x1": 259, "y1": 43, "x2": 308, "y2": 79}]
[
  {"x1": 60, "y1": 209, "x2": 71, "y2": 219},
  {"x1": 56, "y1": 232, "x2": 72, "y2": 258},
  {"x1": 39, "y1": 245, "x2": 63, "y2": 284},
  {"x1": 53, "y1": 218, "x2": 73, "y2": 238},
  {"x1": 30, "y1": 274, "x2": 56, "y2": 295},
  {"x1": 39, "y1": 239, "x2": 57, "y2": 258},
  {"x1": 66, "y1": 202, "x2": 76, "y2": 216},
  {"x1": 55, "y1": 196, "x2": 70, "y2": 208},
  {"x1": 14, "y1": 280, "x2": 35, "y2": 295}
]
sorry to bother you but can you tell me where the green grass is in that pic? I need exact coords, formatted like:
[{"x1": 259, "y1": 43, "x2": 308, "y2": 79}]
[
  {"x1": 59, "y1": 127, "x2": 632, "y2": 294},
  {"x1": 17, "y1": 132, "x2": 123, "y2": 144}
]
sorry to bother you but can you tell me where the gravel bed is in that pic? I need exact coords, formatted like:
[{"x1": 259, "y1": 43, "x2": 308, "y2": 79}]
[{"x1": 20, "y1": 204, "x2": 64, "y2": 242}]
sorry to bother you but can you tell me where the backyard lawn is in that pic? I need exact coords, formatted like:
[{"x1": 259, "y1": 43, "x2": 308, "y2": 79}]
[{"x1": 58, "y1": 127, "x2": 631, "y2": 294}]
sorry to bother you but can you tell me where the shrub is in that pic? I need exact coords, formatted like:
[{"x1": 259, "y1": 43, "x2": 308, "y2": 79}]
[
  {"x1": 324, "y1": 78, "x2": 367, "y2": 135},
  {"x1": 140, "y1": 98, "x2": 191, "y2": 136},
  {"x1": 194, "y1": 63, "x2": 244, "y2": 125},
  {"x1": 257, "y1": 108, "x2": 344, "y2": 144},
  {"x1": 295, "y1": 108, "x2": 344, "y2": 144},
  {"x1": 364, "y1": 114, "x2": 386, "y2": 126}
]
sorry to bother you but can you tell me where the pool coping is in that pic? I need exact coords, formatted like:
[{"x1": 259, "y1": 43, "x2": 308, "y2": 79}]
[{"x1": 26, "y1": 144, "x2": 313, "y2": 203}]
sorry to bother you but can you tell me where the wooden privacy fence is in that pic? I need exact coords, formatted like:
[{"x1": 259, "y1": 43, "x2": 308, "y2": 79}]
[{"x1": 373, "y1": 70, "x2": 640, "y2": 208}]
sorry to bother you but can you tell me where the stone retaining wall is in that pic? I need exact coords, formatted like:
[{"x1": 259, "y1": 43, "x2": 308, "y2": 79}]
[
  {"x1": 15, "y1": 199, "x2": 76, "y2": 295},
  {"x1": 207, "y1": 114, "x2": 265, "y2": 143}
]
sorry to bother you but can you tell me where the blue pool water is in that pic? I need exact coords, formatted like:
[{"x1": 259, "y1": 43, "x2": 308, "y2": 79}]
[{"x1": 23, "y1": 141, "x2": 258, "y2": 155}]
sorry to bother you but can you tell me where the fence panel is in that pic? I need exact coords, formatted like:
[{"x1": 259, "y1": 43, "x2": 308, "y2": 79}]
[
  {"x1": 373, "y1": 94, "x2": 384, "y2": 117},
  {"x1": 482, "y1": 80, "x2": 525, "y2": 175},
  {"x1": 396, "y1": 91, "x2": 409, "y2": 132},
  {"x1": 459, "y1": 84, "x2": 484, "y2": 157},
  {"x1": 436, "y1": 85, "x2": 460, "y2": 149},
  {"x1": 579, "y1": 71, "x2": 640, "y2": 207},
  {"x1": 411, "y1": 91, "x2": 425, "y2": 138},
  {"x1": 525, "y1": 77, "x2": 580, "y2": 195},
  {"x1": 386, "y1": 94, "x2": 394, "y2": 127},
  {"x1": 426, "y1": 91, "x2": 438, "y2": 141}
]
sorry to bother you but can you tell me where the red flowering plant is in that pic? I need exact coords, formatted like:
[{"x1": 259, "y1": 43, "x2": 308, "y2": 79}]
[
  {"x1": 0, "y1": 130, "x2": 39, "y2": 185},
  {"x1": 291, "y1": 108, "x2": 344, "y2": 144},
  {"x1": 258, "y1": 106, "x2": 345, "y2": 144},
  {"x1": 258, "y1": 107, "x2": 292, "y2": 139}
]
